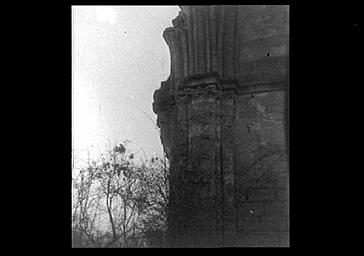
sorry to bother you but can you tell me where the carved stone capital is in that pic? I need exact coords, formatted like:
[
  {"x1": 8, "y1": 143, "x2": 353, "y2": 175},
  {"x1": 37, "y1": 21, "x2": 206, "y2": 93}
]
[{"x1": 176, "y1": 72, "x2": 239, "y2": 103}]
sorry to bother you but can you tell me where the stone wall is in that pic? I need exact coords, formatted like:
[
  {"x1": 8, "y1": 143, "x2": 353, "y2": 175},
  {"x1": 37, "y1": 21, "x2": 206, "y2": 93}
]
[{"x1": 153, "y1": 5, "x2": 289, "y2": 247}]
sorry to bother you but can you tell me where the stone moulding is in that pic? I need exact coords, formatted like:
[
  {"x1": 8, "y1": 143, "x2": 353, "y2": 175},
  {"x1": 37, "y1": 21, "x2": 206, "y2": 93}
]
[
  {"x1": 153, "y1": 72, "x2": 287, "y2": 115},
  {"x1": 237, "y1": 79, "x2": 288, "y2": 95},
  {"x1": 154, "y1": 72, "x2": 238, "y2": 115}
]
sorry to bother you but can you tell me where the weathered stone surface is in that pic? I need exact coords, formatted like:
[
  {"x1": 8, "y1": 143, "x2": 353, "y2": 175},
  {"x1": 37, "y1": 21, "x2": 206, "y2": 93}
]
[
  {"x1": 153, "y1": 5, "x2": 289, "y2": 247},
  {"x1": 264, "y1": 201, "x2": 289, "y2": 216}
]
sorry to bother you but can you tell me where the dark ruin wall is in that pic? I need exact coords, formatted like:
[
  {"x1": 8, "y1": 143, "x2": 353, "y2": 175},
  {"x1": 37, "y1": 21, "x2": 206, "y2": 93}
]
[{"x1": 153, "y1": 5, "x2": 289, "y2": 247}]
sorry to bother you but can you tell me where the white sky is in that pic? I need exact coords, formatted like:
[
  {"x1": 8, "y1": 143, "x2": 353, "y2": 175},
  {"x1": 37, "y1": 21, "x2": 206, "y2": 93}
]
[{"x1": 72, "y1": 6, "x2": 180, "y2": 168}]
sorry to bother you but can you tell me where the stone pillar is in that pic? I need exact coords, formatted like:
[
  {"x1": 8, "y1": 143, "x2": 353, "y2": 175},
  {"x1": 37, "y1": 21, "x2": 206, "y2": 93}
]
[
  {"x1": 155, "y1": 72, "x2": 240, "y2": 247},
  {"x1": 153, "y1": 5, "x2": 289, "y2": 247}
]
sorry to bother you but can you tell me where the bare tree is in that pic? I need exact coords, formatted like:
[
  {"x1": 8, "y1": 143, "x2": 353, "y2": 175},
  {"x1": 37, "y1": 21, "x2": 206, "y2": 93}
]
[{"x1": 72, "y1": 143, "x2": 169, "y2": 248}]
